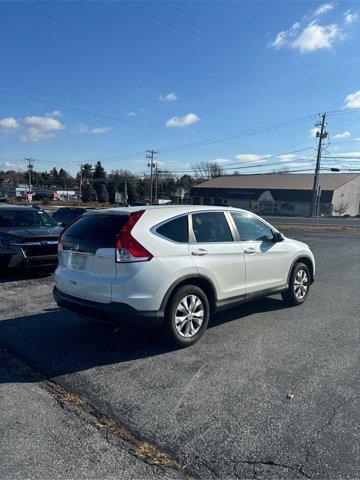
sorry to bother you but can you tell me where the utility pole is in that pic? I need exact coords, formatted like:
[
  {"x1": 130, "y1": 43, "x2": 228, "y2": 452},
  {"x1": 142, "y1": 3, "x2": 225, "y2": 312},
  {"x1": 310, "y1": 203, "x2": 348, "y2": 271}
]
[
  {"x1": 78, "y1": 164, "x2": 83, "y2": 206},
  {"x1": 154, "y1": 164, "x2": 159, "y2": 205},
  {"x1": 310, "y1": 113, "x2": 327, "y2": 217},
  {"x1": 23, "y1": 157, "x2": 37, "y2": 203},
  {"x1": 124, "y1": 179, "x2": 128, "y2": 206},
  {"x1": 146, "y1": 150, "x2": 158, "y2": 205}
]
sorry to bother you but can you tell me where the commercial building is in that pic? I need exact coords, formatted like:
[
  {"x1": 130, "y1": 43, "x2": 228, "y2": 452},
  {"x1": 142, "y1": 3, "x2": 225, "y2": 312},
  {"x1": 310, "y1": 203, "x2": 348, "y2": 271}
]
[
  {"x1": 0, "y1": 184, "x2": 76, "y2": 200},
  {"x1": 190, "y1": 173, "x2": 360, "y2": 216}
]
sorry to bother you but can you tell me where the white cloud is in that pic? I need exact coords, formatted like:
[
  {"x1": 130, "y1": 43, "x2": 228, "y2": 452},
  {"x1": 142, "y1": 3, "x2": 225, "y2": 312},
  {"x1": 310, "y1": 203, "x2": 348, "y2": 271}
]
[
  {"x1": 127, "y1": 111, "x2": 138, "y2": 117},
  {"x1": 355, "y1": 137, "x2": 360, "y2": 141},
  {"x1": 270, "y1": 1, "x2": 344, "y2": 55},
  {"x1": 212, "y1": 158, "x2": 231, "y2": 164},
  {"x1": 91, "y1": 127, "x2": 111, "y2": 134},
  {"x1": 166, "y1": 113, "x2": 199, "y2": 127},
  {"x1": 45, "y1": 110, "x2": 63, "y2": 117},
  {"x1": 20, "y1": 115, "x2": 65, "y2": 142},
  {"x1": 0, "y1": 117, "x2": 20, "y2": 131},
  {"x1": 278, "y1": 153, "x2": 300, "y2": 162},
  {"x1": 291, "y1": 22, "x2": 342, "y2": 53},
  {"x1": 159, "y1": 92, "x2": 178, "y2": 102},
  {"x1": 344, "y1": 10, "x2": 358, "y2": 25},
  {"x1": 20, "y1": 128, "x2": 55, "y2": 143},
  {"x1": 76, "y1": 123, "x2": 111, "y2": 135},
  {"x1": 336, "y1": 151, "x2": 360, "y2": 158},
  {"x1": 333, "y1": 131, "x2": 351, "y2": 138},
  {"x1": 24, "y1": 115, "x2": 65, "y2": 131},
  {"x1": 269, "y1": 22, "x2": 301, "y2": 49},
  {"x1": 310, "y1": 127, "x2": 321, "y2": 137},
  {"x1": 343, "y1": 90, "x2": 360, "y2": 109},
  {"x1": 235, "y1": 154, "x2": 270, "y2": 163},
  {"x1": 0, "y1": 161, "x2": 17, "y2": 170},
  {"x1": 314, "y1": 4, "x2": 334, "y2": 17}
]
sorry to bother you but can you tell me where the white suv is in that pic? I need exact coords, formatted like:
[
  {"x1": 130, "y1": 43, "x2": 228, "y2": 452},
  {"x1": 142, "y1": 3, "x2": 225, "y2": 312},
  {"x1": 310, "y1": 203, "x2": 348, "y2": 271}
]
[{"x1": 53, "y1": 206, "x2": 315, "y2": 347}]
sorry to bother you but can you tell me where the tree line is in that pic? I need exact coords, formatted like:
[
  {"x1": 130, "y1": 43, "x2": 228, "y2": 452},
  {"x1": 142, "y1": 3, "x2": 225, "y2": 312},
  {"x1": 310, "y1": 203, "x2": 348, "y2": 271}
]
[{"x1": 0, "y1": 160, "x2": 227, "y2": 203}]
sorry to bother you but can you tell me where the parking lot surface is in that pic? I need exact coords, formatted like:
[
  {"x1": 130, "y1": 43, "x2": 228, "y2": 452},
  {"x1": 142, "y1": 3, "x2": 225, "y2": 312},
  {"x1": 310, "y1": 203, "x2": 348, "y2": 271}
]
[
  {"x1": 1, "y1": 232, "x2": 359, "y2": 479},
  {"x1": 264, "y1": 215, "x2": 360, "y2": 228}
]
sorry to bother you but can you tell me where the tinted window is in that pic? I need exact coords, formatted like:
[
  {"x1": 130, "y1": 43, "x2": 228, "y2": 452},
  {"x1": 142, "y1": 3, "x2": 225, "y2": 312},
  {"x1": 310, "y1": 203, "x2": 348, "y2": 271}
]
[
  {"x1": 157, "y1": 216, "x2": 188, "y2": 243},
  {"x1": 0, "y1": 209, "x2": 55, "y2": 228},
  {"x1": 231, "y1": 213, "x2": 274, "y2": 241},
  {"x1": 54, "y1": 208, "x2": 85, "y2": 224},
  {"x1": 62, "y1": 214, "x2": 128, "y2": 247},
  {"x1": 192, "y1": 212, "x2": 233, "y2": 243}
]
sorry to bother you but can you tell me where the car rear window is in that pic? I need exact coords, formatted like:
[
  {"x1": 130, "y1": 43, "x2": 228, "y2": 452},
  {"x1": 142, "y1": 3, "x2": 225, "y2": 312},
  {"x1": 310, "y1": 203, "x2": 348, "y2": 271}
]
[
  {"x1": 156, "y1": 215, "x2": 188, "y2": 243},
  {"x1": 62, "y1": 214, "x2": 128, "y2": 248},
  {"x1": 54, "y1": 208, "x2": 85, "y2": 223}
]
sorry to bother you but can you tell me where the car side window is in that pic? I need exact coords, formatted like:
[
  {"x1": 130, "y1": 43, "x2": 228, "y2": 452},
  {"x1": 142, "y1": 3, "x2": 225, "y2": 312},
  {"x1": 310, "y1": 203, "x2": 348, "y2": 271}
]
[
  {"x1": 192, "y1": 212, "x2": 233, "y2": 243},
  {"x1": 156, "y1": 215, "x2": 188, "y2": 243},
  {"x1": 231, "y1": 212, "x2": 274, "y2": 242}
]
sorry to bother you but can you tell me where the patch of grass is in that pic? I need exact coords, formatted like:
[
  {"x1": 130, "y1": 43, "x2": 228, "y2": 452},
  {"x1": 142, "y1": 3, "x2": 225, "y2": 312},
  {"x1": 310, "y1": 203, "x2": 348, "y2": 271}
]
[{"x1": 137, "y1": 442, "x2": 182, "y2": 469}]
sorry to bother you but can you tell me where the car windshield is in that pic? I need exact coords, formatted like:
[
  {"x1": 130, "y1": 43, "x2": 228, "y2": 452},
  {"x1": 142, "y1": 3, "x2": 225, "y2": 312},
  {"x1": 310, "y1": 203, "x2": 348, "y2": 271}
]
[{"x1": 0, "y1": 209, "x2": 56, "y2": 228}]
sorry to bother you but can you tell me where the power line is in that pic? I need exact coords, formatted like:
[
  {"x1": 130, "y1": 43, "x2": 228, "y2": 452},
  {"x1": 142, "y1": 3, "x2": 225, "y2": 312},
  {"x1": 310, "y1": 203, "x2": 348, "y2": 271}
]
[
  {"x1": 0, "y1": 88, "x2": 319, "y2": 153},
  {"x1": 323, "y1": 148, "x2": 355, "y2": 171}
]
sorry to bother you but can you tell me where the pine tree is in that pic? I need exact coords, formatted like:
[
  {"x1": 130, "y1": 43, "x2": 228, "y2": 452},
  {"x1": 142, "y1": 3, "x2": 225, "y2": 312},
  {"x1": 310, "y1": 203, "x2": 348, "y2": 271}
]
[
  {"x1": 81, "y1": 182, "x2": 98, "y2": 203},
  {"x1": 98, "y1": 184, "x2": 109, "y2": 203},
  {"x1": 107, "y1": 183, "x2": 118, "y2": 204}
]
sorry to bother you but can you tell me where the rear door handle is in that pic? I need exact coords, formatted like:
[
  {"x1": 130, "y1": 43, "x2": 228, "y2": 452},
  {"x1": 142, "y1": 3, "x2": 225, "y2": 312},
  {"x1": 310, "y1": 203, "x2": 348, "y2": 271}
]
[
  {"x1": 191, "y1": 248, "x2": 208, "y2": 256},
  {"x1": 244, "y1": 247, "x2": 256, "y2": 254}
]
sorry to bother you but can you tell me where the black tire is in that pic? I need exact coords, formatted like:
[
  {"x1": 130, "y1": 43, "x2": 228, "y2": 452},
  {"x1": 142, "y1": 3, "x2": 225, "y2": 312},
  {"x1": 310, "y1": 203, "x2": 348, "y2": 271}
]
[
  {"x1": 282, "y1": 262, "x2": 311, "y2": 306},
  {"x1": 161, "y1": 285, "x2": 210, "y2": 348}
]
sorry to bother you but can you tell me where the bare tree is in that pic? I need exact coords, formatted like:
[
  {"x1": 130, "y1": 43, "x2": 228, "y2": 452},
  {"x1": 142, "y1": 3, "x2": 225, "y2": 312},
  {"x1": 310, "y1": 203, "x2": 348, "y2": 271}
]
[
  {"x1": 192, "y1": 162, "x2": 224, "y2": 182},
  {"x1": 333, "y1": 199, "x2": 348, "y2": 216}
]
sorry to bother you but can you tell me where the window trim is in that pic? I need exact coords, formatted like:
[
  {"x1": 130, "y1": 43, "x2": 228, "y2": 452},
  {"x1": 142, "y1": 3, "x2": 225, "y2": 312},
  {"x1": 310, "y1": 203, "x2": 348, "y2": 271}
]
[
  {"x1": 229, "y1": 210, "x2": 277, "y2": 243},
  {"x1": 152, "y1": 213, "x2": 190, "y2": 244},
  {"x1": 189, "y1": 210, "x2": 236, "y2": 244}
]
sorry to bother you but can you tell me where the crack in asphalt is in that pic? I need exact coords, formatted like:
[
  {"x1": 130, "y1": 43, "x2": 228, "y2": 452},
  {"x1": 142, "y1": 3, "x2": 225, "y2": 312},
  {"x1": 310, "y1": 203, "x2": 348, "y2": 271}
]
[
  {"x1": 0, "y1": 346, "x2": 190, "y2": 479},
  {"x1": 299, "y1": 394, "x2": 360, "y2": 478},
  {"x1": 241, "y1": 459, "x2": 311, "y2": 479}
]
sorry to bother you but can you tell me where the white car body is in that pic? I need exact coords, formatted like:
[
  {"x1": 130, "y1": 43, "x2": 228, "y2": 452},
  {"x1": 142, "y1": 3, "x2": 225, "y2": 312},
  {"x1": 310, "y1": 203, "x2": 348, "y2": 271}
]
[{"x1": 53, "y1": 205, "x2": 315, "y2": 344}]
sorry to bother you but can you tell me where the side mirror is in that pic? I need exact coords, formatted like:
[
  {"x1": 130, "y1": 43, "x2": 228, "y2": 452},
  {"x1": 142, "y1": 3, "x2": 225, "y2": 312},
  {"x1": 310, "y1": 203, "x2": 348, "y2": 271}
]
[{"x1": 272, "y1": 231, "x2": 284, "y2": 242}]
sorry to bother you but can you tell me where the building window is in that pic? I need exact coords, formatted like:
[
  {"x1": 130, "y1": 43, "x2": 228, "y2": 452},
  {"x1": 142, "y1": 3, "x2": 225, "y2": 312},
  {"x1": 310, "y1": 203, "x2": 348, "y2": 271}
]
[
  {"x1": 203, "y1": 197, "x2": 212, "y2": 205},
  {"x1": 192, "y1": 197, "x2": 201, "y2": 205},
  {"x1": 213, "y1": 197, "x2": 223, "y2": 206}
]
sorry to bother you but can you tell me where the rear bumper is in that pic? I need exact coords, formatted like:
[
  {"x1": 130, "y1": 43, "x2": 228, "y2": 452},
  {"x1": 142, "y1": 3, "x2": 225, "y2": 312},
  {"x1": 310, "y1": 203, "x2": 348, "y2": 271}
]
[{"x1": 53, "y1": 286, "x2": 163, "y2": 328}]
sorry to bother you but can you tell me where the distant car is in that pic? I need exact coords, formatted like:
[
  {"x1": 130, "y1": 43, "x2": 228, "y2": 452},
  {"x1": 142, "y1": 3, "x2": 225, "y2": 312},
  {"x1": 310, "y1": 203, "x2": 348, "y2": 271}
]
[
  {"x1": 0, "y1": 205, "x2": 63, "y2": 270},
  {"x1": 52, "y1": 207, "x2": 89, "y2": 227},
  {"x1": 53, "y1": 205, "x2": 315, "y2": 347}
]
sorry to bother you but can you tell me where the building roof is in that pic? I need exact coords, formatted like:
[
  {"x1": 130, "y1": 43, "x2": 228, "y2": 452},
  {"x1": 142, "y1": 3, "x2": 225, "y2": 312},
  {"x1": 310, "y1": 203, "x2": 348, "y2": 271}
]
[{"x1": 193, "y1": 173, "x2": 359, "y2": 191}]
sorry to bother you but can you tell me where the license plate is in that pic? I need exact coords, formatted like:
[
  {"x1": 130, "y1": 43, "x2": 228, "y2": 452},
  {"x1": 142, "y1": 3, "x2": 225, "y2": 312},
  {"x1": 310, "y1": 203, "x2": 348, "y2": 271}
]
[{"x1": 69, "y1": 252, "x2": 88, "y2": 271}]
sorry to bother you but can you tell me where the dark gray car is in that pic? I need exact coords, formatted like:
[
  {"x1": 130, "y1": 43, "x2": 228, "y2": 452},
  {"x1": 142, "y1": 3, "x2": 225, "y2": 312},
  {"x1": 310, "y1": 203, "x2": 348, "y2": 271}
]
[{"x1": 0, "y1": 205, "x2": 63, "y2": 270}]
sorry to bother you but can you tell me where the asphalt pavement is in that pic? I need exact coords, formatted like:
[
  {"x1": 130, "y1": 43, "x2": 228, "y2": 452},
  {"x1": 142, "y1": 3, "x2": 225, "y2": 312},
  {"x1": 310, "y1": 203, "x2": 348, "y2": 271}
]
[
  {"x1": 1, "y1": 232, "x2": 359, "y2": 479},
  {"x1": 264, "y1": 215, "x2": 360, "y2": 228}
]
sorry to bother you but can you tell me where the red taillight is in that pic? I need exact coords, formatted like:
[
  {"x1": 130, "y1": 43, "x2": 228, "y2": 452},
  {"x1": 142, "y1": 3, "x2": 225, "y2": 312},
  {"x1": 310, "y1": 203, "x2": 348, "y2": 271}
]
[{"x1": 115, "y1": 210, "x2": 152, "y2": 262}]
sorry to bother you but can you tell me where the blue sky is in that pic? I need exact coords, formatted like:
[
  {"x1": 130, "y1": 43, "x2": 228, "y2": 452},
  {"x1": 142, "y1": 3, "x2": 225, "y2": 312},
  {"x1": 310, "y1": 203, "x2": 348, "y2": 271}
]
[{"x1": 1, "y1": 1, "x2": 360, "y2": 176}]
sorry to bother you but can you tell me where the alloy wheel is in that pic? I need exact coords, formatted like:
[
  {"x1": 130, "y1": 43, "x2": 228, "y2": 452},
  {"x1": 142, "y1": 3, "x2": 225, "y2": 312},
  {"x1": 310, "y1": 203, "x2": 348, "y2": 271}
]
[
  {"x1": 294, "y1": 269, "x2": 309, "y2": 300},
  {"x1": 175, "y1": 295, "x2": 204, "y2": 338}
]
